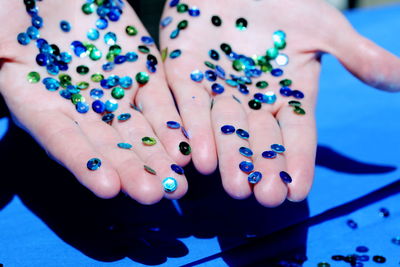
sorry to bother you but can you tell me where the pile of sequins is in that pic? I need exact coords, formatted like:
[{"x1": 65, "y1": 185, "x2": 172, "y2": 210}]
[{"x1": 19, "y1": 0, "x2": 188, "y2": 193}]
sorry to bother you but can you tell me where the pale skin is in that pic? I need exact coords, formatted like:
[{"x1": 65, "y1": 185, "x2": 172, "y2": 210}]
[
  {"x1": 160, "y1": 0, "x2": 400, "y2": 206},
  {"x1": 0, "y1": 0, "x2": 399, "y2": 207}
]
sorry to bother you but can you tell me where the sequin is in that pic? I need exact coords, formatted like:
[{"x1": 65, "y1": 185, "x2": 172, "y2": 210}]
[
  {"x1": 391, "y1": 236, "x2": 400, "y2": 245},
  {"x1": 190, "y1": 70, "x2": 204, "y2": 82},
  {"x1": 89, "y1": 48, "x2": 102, "y2": 60},
  {"x1": 317, "y1": 263, "x2": 330, "y2": 267},
  {"x1": 104, "y1": 32, "x2": 117, "y2": 45},
  {"x1": 238, "y1": 147, "x2": 253, "y2": 158},
  {"x1": 204, "y1": 70, "x2": 216, "y2": 82},
  {"x1": 17, "y1": 33, "x2": 31, "y2": 45},
  {"x1": 87, "y1": 158, "x2": 101, "y2": 171},
  {"x1": 169, "y1": 0, "x2": 180, "y2": 7},
  {"x1": 179, "y1": 141, "x2": 191, "y2": 155},
  {"x1": 119, "y1": 76, "x2": 133, "y2": 88},
  {"x1": 346, "y1": 219, "x2": 358, "y2": 229},
  {"x1": 118, "y1": 113, "x2": 131, "y2": 121},
  {"x1": 188, "y1": 6, "x2": 200, "y2": 17},
  {"x1": 105, "y1": 99, "x2": 118, "y2": 112},
  {"x1": 114, "y1": 55, "x2": 127, "y2": 64},
  {"x1": 142, "y1": 137, "x2": 157, "y2": 146},
  {"x1": 211, "y1": 83, "x2": 224, "y2": 94},
  {"x1": 138, "y1": 45, "x2": 150, "y2": 53},
  {"x1": 221, "y1": 125, "x2": 235, "y2": 134},
  {"x1": 27, "y1": 26, "x2": 40, "y2": 40},
  {"x1": 207, "y1": 50, "x2": 220, "y2": 61},
  {"x1": 160, "y1": 16, "x2": 173, "y2": 28},
  {"x1": 220, "y1": 43, "x2": 232, "y2": 55},
  {"x1": 280, "y1": 171, "x2": 292, "y2": 183},
  {"x1": 92, "y1": 100, "x2": 106, "y2": 113},
  {"x1": 27, "y1": 72, "x2": 40, "y2": 83},
  {"x1": 136, "y1": 72, "x2": 149, "y2": 85},
  {"x1": 280, "y1": 87, "x2": 292, "y2": 97},
  {"x1": 60, "y1": 20, "x2": 71, "y2": 32},
  {"x1": 169, "y1": 49, "x2": 182, "y2": 59},
  {"x1": 110, "y1": 87, "x2": 124, "y2": 100},
  {"x1": 163, "y1": 177, "x2": 178, "y2": 193},
  {"x1": 32, "y1": 15, "x2": 43, "y2": 29},
  {"x1": 274, "y1": 38, "x2": 287, "y2": 50},
  {"x1": 87, "y1": 28, "x2": 100, "y2": 40},
  {"x1": 248, "y1": 171, "x2": 262, "y2": 184},
  {"x1": 372, "y1": 256, "x2": 386, "y2": 263},
  {"x1": 236, "y1": 18, "x2": 247, "y2": 30},
  {"x1": 177, "y1": 3, "x2": 188, "y2": 13},
  {"x1": 71, "y1": 41, "x2": 87, "y2": 57},
  {"x1": 294, "y1": 106, "x2": 306, "y2": 115},
  {"x1": 276, "y1": 54, "x2": 289, "y2": 66},
  {"x1": 379, "y1": 207, "x2": 390, "y2": 217},
  {"x1": 271, "y1": 144, "x2": 285, "y2": 153},
  {"x1": 262, "y1": 150, "x2": 277, "y2": 159},
  {"x1": 125, "y1": 25, "x2": 138, "y2": 36},
  {"x1": 170, "y1": 28, "x2": 180, "y2": 39},
  {"x1": 292, "y1": 90, "x2": 305, "y2": 99},
  {"x1": 256, "y1": 81, "x2": 268, "y2": 89},
  {"x1": 141, "y1": 36, "x2": 154, "y2": 45},
  {"x1": 271, "y1": 68, "x2": 283, "y2": 77},
  {"x1": 273, "y1": 30, "x2": 286, "y2": 42},
  {"x1": 181, "y1": 127, "x2": 190, "y2": 139},
  {"x1": 76, "y1": 102, "x2": 90, "y2": 113},
  {"x1": 226, "y1": 79, "x2": 238, "y2": 87},
  {"x1": 238, "y1": 84, "x2": 249, "y2": 95},
  {"x1": 264, "y1": 91, "x2": 277, "y2": 104},
  {"x1": 211, "y1": 15, "x2": 222, "y2": 26},
  {"x1": 356, "y1": 246, "x2": 369, "y2": 253},
  {"x1": 236, "y1": 129, "x2": 249, "y2": 139},
  {"x1": 177, "y1": 20, "x2": 188, "y2": 30},
  {"x1": 42, "y1": 77, "x2": 60, "y2": 91},
  {"x1": 288, "y1": 100, "x2": 301, "y2": 107},
  {"x1": 96, "y1": 18, "x2": 108, "y2": 30},
  {"x1": 77, "y1": 81, "x2": 89, "y2": 90},
  {"x1": 280, "y1": 79, "x2": 292, "y2": 87},
  {"x1": 76, "y1": 65, "x2": 89, "y2": 75},
  {"x1": 167, "y1": 121, "x2": 181, "y2": 129},
  {"x1": 117, "y1": 143, "x2": 132, "y2": 149},
  {"x1": 266, "y1": 48, "x2": 278, "y2": 59},
  {"x1": 239, "y1": 161, "x2": 254, "y2": 173},
  {"x1": 215, "y1": 65, "x2": 226, "y2": 79},
  {"x1": 144, "y1": 165, "x2": 157, "y2": 175},
  {"x1": 71, "y1": 94, "x2": 85, "y2": 105},
  {"x1": 248, "y1": 99, "x2": 262, "y2": 110},
  {"x1": 171, "y1": 164, "x2": 184, "y2": 175},
  {"x1": 205, "y1": 61, "x2": 216, "y2": 69}
]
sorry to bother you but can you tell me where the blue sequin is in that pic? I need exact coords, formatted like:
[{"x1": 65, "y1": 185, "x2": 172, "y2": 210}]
[
  {"x1": 181, "y1": 126, "x2": 190, "y2": 139},
  {"x1": 56, "y1": 62, "x2": 68, "y2": 71},
  {"x1": 280, "y1": 171, "x2": 292, "y2": 183},
  {"x1": 17, "y1": 33, "x2": 31, "y2": 45},
  {"x1": 215, "y1": 65, "x2": 226, "y2": 79},
  {"x1": 102, "y1": 62, "x2": 115, "y2": 71},
  {"x1": 205, "y1": 70, "x2": 217, "y2": 82},
  {"x1": 239, "y1": 161, "x2": 254, "y2": 173},
  {"x1": 226, "y1": 79, "x2": 238, "y2": 87},
  {"x1": 211, "y1": 83, "x2": 224, "y2": 94},
  {"x1": 292, "y1": 90, "x2": 305, "y2": 99},
  {"x1": 100, "y1": 79, "x2": 112, "y2": 89},
  {"x1": 46, "y1": 63, "x2": 59, "y2": 75},
  {"x1": 248, "y1": 171, "x2": 262, "y2": 184},
  {"x1": 70, "y1": 41, "x2": 87, "y2": 57},
  {"x1": 167, "y1": 121, "x2": 181, "y2": 129},
  {"x1": 126, "y1": 52, "x2": 138, "y2": 62},
  {"x1": 35, "y1": 38, "x2": 47, "y2": 49},
  {"x1": 221, "y1": 125, "x2": 235, "y2": 134},
  {"x1": 146, "y1": 61, "x2": 157, "y2": 73},
  {"x1": 92, "y1": 100, "x2": 106, "y2": 113},
  {"x1": 118, "y1": 143, "x2": 133, "y2": 149},
  {"x1": 261, "y1": 151, "x2": 277, "y2": 159},
  {"x1": 107, "y1": 75, "x2": 120, "y2": 87},
  {"x1": 141, "y1": 36, "x2": 154, "y2": 45},
  {"x1": 264, "y1": 92, "x2": 277, "y2": 104},
  {"x1": 105, "y1": 99, "x2": 118, "y2": 112},
  {"x1": 162, "y1": 177, "x2": 178, "y2": 193},
  {"x1": 107, "y1": 9, "x2": 121, "y2": 22},
  {"x1": 170, "y1": 49, "x2": 182, "y2": 59},
  {"x1": 160, "y1": 16, "x2": 173, "y2": 28},
  {"x1": 90, "y1": 88, "x2": 104, "y2": 99},
  {"x1": 271, "y1": 68, "x2": 284, "y2": 77},
  {"x1": 119, "y1": 76, "x2": 133, "y2": 88},
  {"x1": 236, "y1": 129, "x2": 250, "y2": 139},
  {"x1": 36, "y1": 53, "x2": 49, "y2": 66},
  {"x1": 169, "y1": 0, "x2": 180, "y2": 7},
  {"x1": 118, "y1": 113, "x2": 131, "y2": 121},
  {"x1": 104, "y1": 32, "x2": 117, "y2": 45},
  {"x1": 32, "y1": 15, "x2": 43, "y2": 28},
  {"x1": 27, "y1": 26, "x2": 40, "y2": 40},
  {"x1": 87, "y1": 28, "x2": 100, "y2": 40},
  {"x1": 60, "y1": 52, "x2": 72, "y2": 63},
  {"x1": 102, "y1": 113, "x2": 115, "y2": 123},
  {"x1": 67, "y1": 85, "x2": 80, "y2": 94},
  {"x1": 271, "y1": 144, "x2": 285, "y2": 153},
  {"x1": 238, "y1": 84, "x2": 249, "y2": 95},
  {"x1": 87, "y1": 158, "x2": 102, "y2": 171},
  {"x1": 190, "y1": 70, "x2": 204, "y2": 82},
  {"x1": 96, "y1": 18, "x2": 109, "y2": 29},
  {"x1": 76, "y1": 102, "x2": 89, "y2": 113},
  {"x1": 171, "y1": 164, "x2": 184, "y2": 175},
  {"x1": 280, "y1": 87, "x2": 292, "y2": 97},
  {"x1": 60, "y1": 20, "x2": 71, "y2": 32},
  {"x1": 42, "y1": 77, "x2": 60, "y2": 91},
  {"x1": 188, "y1": 6, "x2": 200, "y2": 17},
  {"x1": 239, "y1": 147, "x2": 253, "y2": 157},
  {"x1": 170, "y1": 28, "x2": 180, "y2": 39},
  {"x1": 273, "y1": 30, "x2": 286, "y2": 42},
  {"x1": 114, "y1": 55, "x2": 127, "y2": 64},
  {"x1": 59, "y1": 90, "x2": 72, "y2": 99}
]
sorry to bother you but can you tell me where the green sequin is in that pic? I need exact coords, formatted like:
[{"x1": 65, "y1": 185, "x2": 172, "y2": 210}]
[
  {"x1": 126, "y1": 25, "x2": 138, "y2": 36},
  {"x1": 233, "y1": 60, "x2": 245, "y2": 71},
  {"x1": 71, "y1": 94, "x2": 85, "y2": 104},
  {"x1": 136, "y1": 72, "x2": 149, "y2": 85},
  {"x1": 280, "y1": 79, "x2": 292, "y2": 86},
  {"x1": 266, "y1": 47, "x2": 279, "y2": 59},
  {"x1": 109, "y1": 44, "x2": 122, "y2": 55},
  {"x1": 161, "y1": 47, "x2": 168, "y2": 62},
  {"x1": 111, "y1": 87, "x2": 125, "y2": 99},
  {"x1": 144, "y1": 165, "x2": 157, "y2": 175},
  {"x1": 89, "y1": 48, "x2": 102, "y2": 60},
  {"x1": 27, "y1": 71, "x2": 40, "y2": 83},
  {"x1": 204, "y1": 61, "x2": 215, "y2": 69},
  {"x1": 77, "y1": 81, "x2": 89, "y2": 90},
  {"x1": 177, "y1": 3, "x2": 189, "y2": 13},
  {"x1": 138, "y1": 45, "x2": 150, "y2": 53},
  {"x1": 236, "y1": 18, "x2": 248, "y2": 31},
  {"x1": 82, "y1": 3, "x2": 95, "y2": 14},
  {"x1": 91, "y1": 73, "x2": 104, "y2": 82},
  {"x1": 76, "y1": 65, "x2": 89, "y2": 75},
  {"x1": 261, "y1": 63, "x2": 273, "y2": 72},
  {"x1": 59, "y1": 74, "x2": 72, "y2": 88},
  {"x1": 274, "y1": 38, "x2": 287, "y2": 50},
  {"x1": 142, "y1": 137, "x2": 157, "y2": 146},
  {"x1": 177, "y1": 20, "x2": 188, "y2": 30},
  {"x1": 289, "y1": 100, "x2": 302, "y2": 107},
  {"x1": 106, "y1": 52, "x2": 116, "y2": 62},
  {"x1": 254, "y1": 81, "x2": 267, "y2": 89},
  {"x1": 294, "y1": 106, "x2": 306, "y2": 115}
]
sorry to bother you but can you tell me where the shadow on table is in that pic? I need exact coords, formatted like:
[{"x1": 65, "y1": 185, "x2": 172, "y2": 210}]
[{"x1": 0, "y1": 119, "x2": 396, "y2": 266}]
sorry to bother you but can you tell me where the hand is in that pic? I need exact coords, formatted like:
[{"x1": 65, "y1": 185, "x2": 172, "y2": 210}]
[
  {"x1": 0, "y1": 0, "x2": 191, "y2": 204},
  {"x1": 159, "y1": 0, "x2": 400, "y2": 206}
]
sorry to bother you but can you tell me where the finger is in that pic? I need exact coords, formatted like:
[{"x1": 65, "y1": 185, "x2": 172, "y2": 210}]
[
  {"x1": 211, "y1": 95, "x2": 252, "y2": 199},
  {"x1": 28, "y1": 112, "x2": 121, "y2": 199},
  {"x1": 249, "y1": 111, "x2": 288, "y2": 207},
  {"x1": 77, "y1": 119, "x2": 166, "y2": 204},
  {"x1": 112, "y1": 107, "x2": 189, "y2": 199}
]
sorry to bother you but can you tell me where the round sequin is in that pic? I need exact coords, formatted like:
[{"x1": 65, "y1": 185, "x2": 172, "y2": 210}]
[
  {"x1": 280, "y1": 87, "x2": 292, "y2": 97},
  {"x1": 211, "y1": 83, "x2": 224, "y2": 94},
  {"x1": 266, "y1": 48, "x2": 278, "y2": 59},
  {"x1": 102, "y1": 113, "x2": 115, "y2": 123},
  {"x1": 96, "y1": 18, "x2": 108, "y2": 29},
  {"x1": 238, "y1": 84, "x2": 249, "y2": 95},
  {"x1": 117, "y1": 143, "x2": 132, "y2": 149},
  {"x1": 239, "y1": 147, "x2": 253, "y2": 158},
  {"x1": 167, "y1": 121, "x2": 181, "y2": 129},
  {"x1": 271, "y1": 144, "x2": 285, "y2": 153},
  {"x1": 87, "y1": 158, "x2": 101, "y2": 171},
  {"x1": 248, "y1": 171, "x2": 262, "y2": 184},
  {"x1": 188, "y1": 6, "x2": 200, "y2": 16},
  {"x1": 60, "y1": 20, "x2": 71, "y2": 32},
  {"x1": 27, "y1": 72, "x2": 40, "y2": 83},
  {"x1": 118, "y1": 113, "x2": 131, "y2": 121},
  {"x1": 372, "y1": 256, "x2": 386, "y2": 263},
  {"x1": 346, "y1": 219, "x2": 358, "y2": 229},
  {"x1": 209, "y1": 49, "x2": 220, "y2": 61},
  {"x1": 104, "y1": 32, "x2": 117, "y2": 45},
  {"x1": 280, "y1": 171, "x2": 292, "y2": 183},
  {"x1": 236, "y1": 129, "x2": 249, "y2": 139},
  {"x1": 271, "y1": 68, "x2": 283, "y2": 77},
  {"x1": 280, "y1": 79, "x2": 292, "y2": 87},
  {"x1": 76, "y1": 65, "x2": 89, "y2": 75},
  {"x1": 177, "y1": 20, "x2": 188, "y2": 30},
  {"x1": 221, "y1": 125, "x2": 235, "y2": 134},
  {"x1": 356, "y1": 246, "x2": 369, "y2": 253},
  {"x1": 239, "y1": 161, "x2": 254, "y2": 173},
  {"x1": 111, "y1": 87, "x2": 124, "y2": 99},
  {"x1": 256, "y1": 81, "x2": 268, "y2": 89},
  {"x1": 141, "y1": 36, "x2": 154, "y2": 45},
  {"x1": 18, "y1": 33, "x2": 31, "y2": 45},
  {"x1": 169, "y1": 49, "x2": 182, "y2": 59},
  {"x1": 170, "y1": 28, "x2": 180, "y2": 39},
  {"x1": 119, "y1": 76, "x2": 133, "y2": 89},
  {"x1": 236, "y1": 18, "x2": 247, "y2": 30},
  {"x1": 76, "y1": 102, "x2": 89, "y2": 113},
  {"x1": 220, "y1": 43, "x2": 232, "y2": 55},
  {"x1": 27, "y1": 26, "x2": 40, "y2": 40},
  {"x1": 136, "y1": 72, "x2": 149, "y2": 85},
  {"x1": 105, "y1": 99, "x2": 118, "y2": 112},
  {"x1": 190, "y1": 70, "x2": 204, "y2": 82},
  {"x1": 294, "y1": 106, "x2": 306, "y2": 115},
  {"x1": 177, "y1": 3, "x2": 188, "y2": 13},
  {"x1": 179, "y1": 141, "x2": 191, "y2": 155},
  {"x1": 92, "y1": 100, "x2": 106, "y2": 113},
  {"x1": 262, "y1": 150, "x2": 277, "y2": 159},
  {"x1": 275, "y1": 54, "x2": 289, "y2": 66},
  {"x1": 211, "y1": 15, "x2": 222, "y2": 26},
  {"x1": 248, "y1": 99, "x2": 262, "y2": 110},
  {"x1": 379, "y1": 207, "x2": 390, "y2": 217},
  {"x1": 142, "y1": 137, "x2": 157, "y2": 146},
  {"x1": 288, "y1": 100, "x2": 301, "y2": 107},
  {"x1": 87, "y1": 28, "x2": 100, "y2": 40},
  {"x1": 292, "y1": 90, "x2": 305, "y2": 99},
  {"x1": 163, "y1": 177, "x2": 178, "y2": 193},
  {"x1": 171, "y1": 164, "x2": 184, "y2": 175}
]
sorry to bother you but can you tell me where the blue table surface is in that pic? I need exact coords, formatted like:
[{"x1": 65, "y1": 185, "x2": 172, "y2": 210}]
[{"x1": 0, "y1": 3, "x2": 399, "y2": 267}]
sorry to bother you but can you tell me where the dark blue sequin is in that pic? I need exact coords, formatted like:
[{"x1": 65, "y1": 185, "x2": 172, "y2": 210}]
[
  {"x1": 90, "y1": 89, "x2": 104, "y2": 99},
  {"x1": 205, "y1": 70, "x2": 217, "y2": 82},
  {"x1": 87, "y1": 28, "x2": 100, "y2": 40},
  {"x1": 102, "y1": 113, "x2": 115, "y2": 123},
  {"x1": 42, "y1": 77, "x2": 60, "y2": 91},
  {"x1": 238, "y1": 84, "x2": 249, "y2": 95},
  {"x1": 87, "y1": 158, "x2": 102, "y2": 171},
  {"x1": 209, "y1": 49, "x2": 219, "y2": 61},
  {"x1": 271, "y1": 68, "x2": 284, "y2": 77},
  {"x1": 215, "y1": 65, "x2": 226, "y2": 79},
  {"x1": 190, "y1": 70, "x2": 204, "y2": 82},
  {"x1": 119, "y1": 76, "x2": 133, "y2": 88},
  {"x1": 100, "y1": 79, "x2": 112, "y2": 89},
  {"x1": 67, "y1": 85, "x2": 80, "y2": 94},
  {"x1": 96, "y1": 18, "x2": 109, "y2": 29},
  {"x1": 248, "y1": 171, "x2": 262, "y2": 184},
  {"x1": 167, "y1": 121, "x2": 181, "y2": 129},
  {"x1": 17, "y1": 33, "x2": 31, "y2": 45},
  {"x1": 60, "y1": 52, "x2": 72, "y2": 63},
  {"x1": 107, "y1": 9, "x2": 121, "y2": 22},
  {"x1": 71, "y1": 41, "x2": 87, "y2": 57},
  {"x1": 262, "y1": 150, "x2": 277, "y2": 159},
  {"x1": 32, "y1": 15, "x2": 43, "y2": 28},
  {"x1": 36, "y1": 53, "x2": 49, "y2": 66},
  {"x1": 211, "y1": 83, "x2": 224, "y2": 94},
  {"x1": 60, "y1": 20, "x2": 71, "y2": 32},
  {"x1": 280, "y1": 171, "x2": 292, "y2": 183},
  {"x1": 188, "y1": 7, "x2": 200, "y2": 17},
  {"x1": 236, "y1": 129, "x2": 250, "y2": 139},
  {"x1": 114, "y1": 55, "x2": 127, "y2": 64},
  {"x1": 221, "y1": 125, "x2": 235, "y2": 134},
  {"x1": 292, "y1": 90, "x2": 305, "y2": 99},
  {"x1": 171, "y1": 164, "x2": 185, "y2": 175},
  {"x1": 27, "y1": 26, "x2": 40, "y2": 40},
  {"x1": 46, "y1": 63, "x2": 59, "y2": 75},
  {"x1": 59, "y1": 90, "x2": 72, "y2": 99},
  {"x1": 271, "y1": 144, "x2": 285, "y2": 153},
  {"x1": 146, "y1": 61, "x2": 157, "y2": 73},
  {"x1": 76, "y1": 102, "x2": 89, "y2": 113},
  {"x1": 181, "y1": 126, "x2": 190, "y2": 139},
  {"x1": 170, "y1": 49, "x2": 182, "y2": 59},
  {"x1": 239, "y1": 147, "x2": 253, "y2": 157},
  {"x1": 118, "y1": 113, "x2": 131, "y2": 121},
  {"x1": 141, "y1": 36, "x2": 154, "y2": 45},
  {"x1": 169, "y1": 0, "x2": 180, "y2": 7},
  {"x1": 102, "y1": 62, "x2": 115, "y2": 71},
  {"x1": 35, "y1": 38, "x2": 47, "y2": 49},
  {"x1": 126, "y1": 52, "x2": 139, "y2": 62},
  {"x1": 239, "y1": 161, "x2": 254, "y2": 173},
  {"x1": 160, "y1": 16, "x2": 173, "y2": 28},
  {"x1": 92, "y1": 100, "x2": 106, "y2": 113},
  {"x1": 280, "y1": 87, "x2": 292, "y2": 97}
]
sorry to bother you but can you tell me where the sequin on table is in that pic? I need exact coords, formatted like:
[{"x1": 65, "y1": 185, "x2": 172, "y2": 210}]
[
  {"x1": 236, "y1": 129, "x2": 250, "y2": 139},
  {"x1": 239, "y1": 161, "x2": 254, "y2": 173},
  {"x1": 262, "y1": 150, "x2": 277, "y2": 159},
  {"x1": 171, "y1": 164, "x2": 185, "y2": 175},
  {"x1": 221, "y1": 125, "x2": 235, "y2": 134},
  {"x1": 179, "y1": 141, "x2": 191, "y2": 155},
  {"x1": 163, "y1": 177, "x2": 178, "y2": 193},
  {"x1": 248, "y1": 171, "x2": 262, "y2": 184},
  {"x1": 87, "y1": 158, "x2": 102, "y2": 171}
]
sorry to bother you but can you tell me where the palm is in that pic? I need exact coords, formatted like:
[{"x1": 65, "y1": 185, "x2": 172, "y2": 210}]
[{"x1": 160, "y1": 0, "x2": 400, "y2": 206}]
